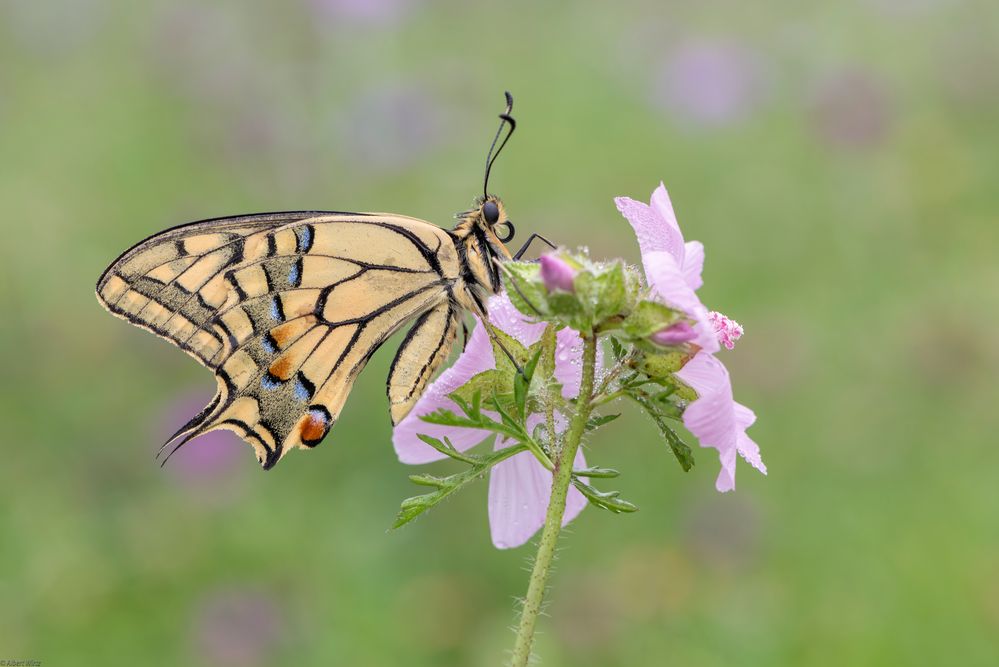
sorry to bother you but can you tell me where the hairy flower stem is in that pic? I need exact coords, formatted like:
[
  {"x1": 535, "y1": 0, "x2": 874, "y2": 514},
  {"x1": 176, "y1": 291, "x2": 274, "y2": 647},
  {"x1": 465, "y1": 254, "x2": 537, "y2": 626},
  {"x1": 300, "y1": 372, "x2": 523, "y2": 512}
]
[{"x1": 510, "y1": 334, "x2": 598, "y2": 667}]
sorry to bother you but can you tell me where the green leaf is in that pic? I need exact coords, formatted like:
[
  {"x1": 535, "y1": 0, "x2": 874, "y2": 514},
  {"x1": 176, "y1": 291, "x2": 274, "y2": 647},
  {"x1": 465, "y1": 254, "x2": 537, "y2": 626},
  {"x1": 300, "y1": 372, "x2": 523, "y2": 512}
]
[
  {"x1": 420, "y1": 407, "x2": 513, "y2": 438},
  {"x1": 393, "y1": 443, "x2": 527, "y2": 528},
  {"x1": 514, "y1": 346, "x2": 543, "y2": 420},
  {"x1": 500, "y1": 262, "x2": 548, "y2": 318},
  {"x1": 571, "y1": 479, "x2": 639, "y2": 513},
  {"x1": 629, "y1": 393, "x2": 695, "y2": 471},
  {"x1": 609, "y1": 336, "x2": 627, "y2": 362},
  {"x1": 449, "y1": 369, "x2": 513, "y2": 407},
  {"x1": 490, "y1": 326, "x2": 530, "y2": 371},
  {"x1": 585, "y1": 413, "x2": 620, "y2": 431},
  {"x1": 415, "y1": 434, "x2": 480, "y2": 465},
  {"x1": 574, "y1": 466, "x2": 620, "y2": 479}
]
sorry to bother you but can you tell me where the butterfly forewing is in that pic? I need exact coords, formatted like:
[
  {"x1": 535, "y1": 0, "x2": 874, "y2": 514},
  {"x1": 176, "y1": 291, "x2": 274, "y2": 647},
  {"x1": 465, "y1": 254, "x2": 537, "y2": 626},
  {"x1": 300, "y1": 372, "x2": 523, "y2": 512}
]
[{"x1": 97, "y1": 211, "x2": 464, "y2": 468}]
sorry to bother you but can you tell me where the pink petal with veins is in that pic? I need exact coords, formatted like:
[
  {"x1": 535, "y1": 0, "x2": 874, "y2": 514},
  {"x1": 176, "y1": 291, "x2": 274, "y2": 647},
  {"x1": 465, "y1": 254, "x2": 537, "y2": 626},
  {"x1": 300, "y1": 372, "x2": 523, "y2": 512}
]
[
  {"x1": 489, "y1": 442, "x2": 588, "y2": 549},
  {"x1": 676, "y1": 352, "x2": 765, "y2": 492}
]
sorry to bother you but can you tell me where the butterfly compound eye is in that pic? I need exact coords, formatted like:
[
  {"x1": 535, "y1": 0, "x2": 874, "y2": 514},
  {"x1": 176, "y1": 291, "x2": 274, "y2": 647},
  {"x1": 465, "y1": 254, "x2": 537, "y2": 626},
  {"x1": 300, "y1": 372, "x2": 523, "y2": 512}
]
[{"x1": 482, "y1": 201, "x2": 500, "y2": 224}]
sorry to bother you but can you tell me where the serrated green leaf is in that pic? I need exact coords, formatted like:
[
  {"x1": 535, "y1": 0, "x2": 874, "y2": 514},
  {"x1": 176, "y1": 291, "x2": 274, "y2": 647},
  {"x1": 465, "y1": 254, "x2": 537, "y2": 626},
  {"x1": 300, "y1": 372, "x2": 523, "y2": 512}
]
[
  {"x1": 629, "y1": 393, "x2": 695, "y2": 471},
  {"x1": 415, "y1": 434, "x2": 480, "y2": 465},
  {"x1": 609, "y1": 336, "x2": 627, "y2": 361},
  {"x1": 393, "y1": 443, "x2": 527, "y2": 529}
]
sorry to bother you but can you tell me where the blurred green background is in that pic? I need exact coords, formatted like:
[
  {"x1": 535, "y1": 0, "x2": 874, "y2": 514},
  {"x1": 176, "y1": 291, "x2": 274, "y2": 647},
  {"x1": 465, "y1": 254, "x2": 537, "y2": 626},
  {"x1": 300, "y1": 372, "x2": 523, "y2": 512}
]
[{"x1": 2, "y1": 0, "x2": 998, "y2": 665}]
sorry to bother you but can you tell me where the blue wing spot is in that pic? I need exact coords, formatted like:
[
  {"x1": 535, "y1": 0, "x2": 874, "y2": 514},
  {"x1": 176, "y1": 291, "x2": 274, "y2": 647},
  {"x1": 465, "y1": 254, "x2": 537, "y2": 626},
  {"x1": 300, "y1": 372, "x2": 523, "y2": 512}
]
[
  {"x1": 294, "y1": 378, "x2": 310, "y2": 402},
  {"x1": 261, "y1": 373, "x2": 282, "y2": 390},
  {"x1": 270, "y1": 295, "x2": 284, "y2": 322},
  {"x1": 296, "y1": 225, "x2": 313, "y2": 253},
  {"x1": 288, "y1": 261, "x2": 300, "y2": 287},
  {"x1": 262, "y1": 335, "x2": 277, "y2": 354}
]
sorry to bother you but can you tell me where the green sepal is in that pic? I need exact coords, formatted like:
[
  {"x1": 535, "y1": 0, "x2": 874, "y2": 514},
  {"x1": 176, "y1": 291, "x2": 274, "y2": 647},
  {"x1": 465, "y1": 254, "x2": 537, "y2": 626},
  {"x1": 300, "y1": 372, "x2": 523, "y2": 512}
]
[
  {"x1": 639, "y1": 350, "x2": 691, "y2": 378},
  {"x1": 621, "y1": 300, "x2": 680, "y2": 338}
]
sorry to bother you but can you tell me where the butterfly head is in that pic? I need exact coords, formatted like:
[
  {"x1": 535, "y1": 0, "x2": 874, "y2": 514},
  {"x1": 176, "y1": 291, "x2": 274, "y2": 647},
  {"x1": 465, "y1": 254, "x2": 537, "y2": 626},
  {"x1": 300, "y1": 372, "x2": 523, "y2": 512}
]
[{"x1": 478, "y1": 195, "x2": 515, "y2": 247}]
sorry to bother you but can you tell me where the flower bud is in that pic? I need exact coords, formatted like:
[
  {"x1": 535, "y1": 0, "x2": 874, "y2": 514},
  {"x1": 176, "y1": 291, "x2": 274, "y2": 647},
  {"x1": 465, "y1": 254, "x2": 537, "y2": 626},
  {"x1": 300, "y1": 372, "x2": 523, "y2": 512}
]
[
  {"x1": 649, "y1": 321, "x2": 696, "y2": 346},
  {"x1": 539, "y1": 254, "x2": 576, "y2": 293}
]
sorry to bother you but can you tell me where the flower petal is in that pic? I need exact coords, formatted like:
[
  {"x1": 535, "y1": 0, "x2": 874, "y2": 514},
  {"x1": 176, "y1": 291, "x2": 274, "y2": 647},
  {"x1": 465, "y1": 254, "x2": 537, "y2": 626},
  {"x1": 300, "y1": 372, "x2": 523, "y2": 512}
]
[
  {"x1": 675, "y1": 351, "x2": 764, "y2": 491},
  {"x1": 488, "y1": 444, "x2": 588, "y2": 549},
  {"x1": 681, "y1": 240, "x2": 705, "y2": 291},
  {"x1": 650, "y1": 182, "x2": 685, "y2": 240},
  {"x1": 614, "y1": 193, "x2": 686, "y2": 266},
  {"x1": 392, "y1": 318, "x2": 495, "y2": 464},
  {"x1": 733, "y1": 403, "x2": 766, "y2": 473},
  {"x1": 487, "y1": 292, "x2": 548, "y2": 345},
  {"x1": 643, "y1": 250, "x2": 719, "y2": 353}
]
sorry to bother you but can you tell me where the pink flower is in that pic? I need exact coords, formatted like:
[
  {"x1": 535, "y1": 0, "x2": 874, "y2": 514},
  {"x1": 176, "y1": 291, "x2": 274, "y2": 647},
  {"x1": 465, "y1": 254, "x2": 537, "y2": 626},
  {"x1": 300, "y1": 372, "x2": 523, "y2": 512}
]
[
  {"x1": 615, "y1": 183, "x2": 765, "y2": 491},
  {"x1": 393, "y1": 293, "x2": 594, "y2": 548},
  {"x1": 539, "y1": 254, "x2": 577, "y2": 292},
  {"x1": 614, "y1": 186, "x2": 718, "y2": 353}
]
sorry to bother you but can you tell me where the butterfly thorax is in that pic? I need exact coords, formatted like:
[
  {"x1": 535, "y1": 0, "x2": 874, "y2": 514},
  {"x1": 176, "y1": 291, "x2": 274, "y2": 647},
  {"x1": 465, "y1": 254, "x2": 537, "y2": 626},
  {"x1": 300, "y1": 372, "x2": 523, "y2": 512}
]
[{"x1": 449, "y1": 196, "x2": 513, "y2": 313}]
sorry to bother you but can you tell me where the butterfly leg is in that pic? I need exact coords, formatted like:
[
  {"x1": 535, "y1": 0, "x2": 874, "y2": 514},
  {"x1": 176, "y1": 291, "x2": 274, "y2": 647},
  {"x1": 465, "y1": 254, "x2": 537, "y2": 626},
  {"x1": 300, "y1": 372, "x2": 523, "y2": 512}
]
[
  {"x1": 467, "y1": 296, "x2": 527, "y2": 378},
  {"x1": 482, "y1": 319, "x2": 526, "y2": 378},
  {"x1": 512, "y1": 233, "x2": 556, "y2": 260},
  {"x1": 493, "y1": 258, "x2": 544, "y2": 318}
]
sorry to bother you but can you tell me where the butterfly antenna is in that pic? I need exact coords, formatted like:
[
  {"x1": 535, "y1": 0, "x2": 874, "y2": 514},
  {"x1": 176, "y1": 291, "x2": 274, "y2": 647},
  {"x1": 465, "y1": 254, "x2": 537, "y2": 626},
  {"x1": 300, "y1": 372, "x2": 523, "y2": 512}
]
[{"x1": 483, "y1": 91, "x2": 516, "y2": 198}]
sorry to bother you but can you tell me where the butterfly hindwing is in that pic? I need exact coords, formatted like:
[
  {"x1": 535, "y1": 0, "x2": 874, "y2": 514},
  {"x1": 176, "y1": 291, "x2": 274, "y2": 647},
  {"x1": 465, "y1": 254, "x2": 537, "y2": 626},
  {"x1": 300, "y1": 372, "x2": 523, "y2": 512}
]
[
  {"x1": 387, "y1": 302, "x2": 459, "y2": 424},
  {"x1": 98, "y1": 211, "x2": 464, "y2": 468}
]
